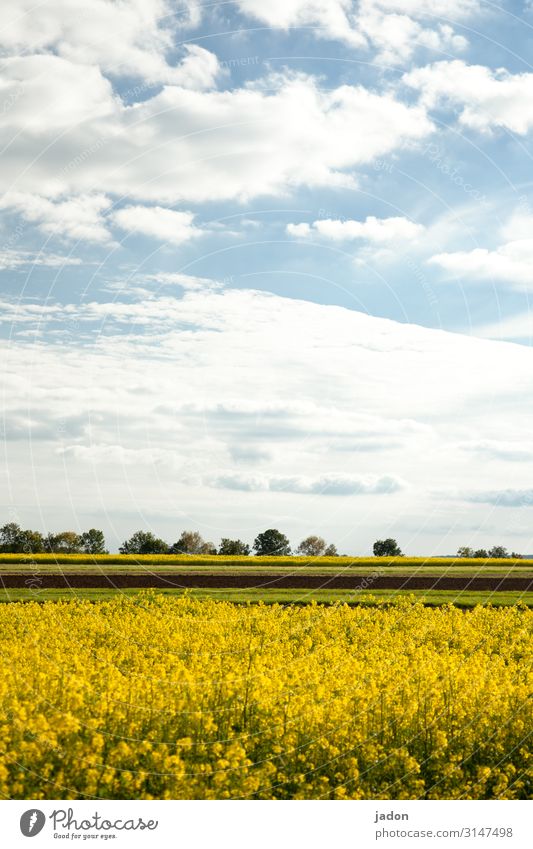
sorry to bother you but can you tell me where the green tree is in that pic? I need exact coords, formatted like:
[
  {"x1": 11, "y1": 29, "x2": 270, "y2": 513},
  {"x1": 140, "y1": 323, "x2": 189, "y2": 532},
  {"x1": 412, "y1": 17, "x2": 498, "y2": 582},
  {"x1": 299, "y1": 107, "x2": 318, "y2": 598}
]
[
  {"x1": 373, "y1": 538, "x2": 403, "y2": 557},
  {"x1": 80, "y1": 529, "x2": 108, "y2": 554},
  {"x1": 488, "y1": 546, "x2": 509, "y2": 558},
  {"x1": 45, "y1": 532, "x2": 83, "y2": 553},
  {"x1": 457, "y1": 546, "x2": 474, "y2": 558},
  {"x1": 474, "y1": 549, "x2": 488, "y2": 558},
  {"x1": 296, "y1": 535, "x2": 327, "y2": 556},
  {"x1": 170, "y1": 531, "x2": 216, "y2": 555},
  {"x1": 218, "y1": 538, "x2": 251, "y2": 556},
  {"x1": 18, "y1": 529, "x2": 45, "y2": 553},
  {"x1": 0, "y1": 522, "x2": 22, "y2": 551},
  {"x1": 324, "y1": 543, "x2": 339, "y2": 556},
  {"x1": 119, "y1": 531, "x2": 169, "y2": 555},
  {"x1": 253, "y1": 529, "x2": 291, "y2": 556},
  {"x1": 0, "y1": 523, "x2": 44, "y2": 553}
]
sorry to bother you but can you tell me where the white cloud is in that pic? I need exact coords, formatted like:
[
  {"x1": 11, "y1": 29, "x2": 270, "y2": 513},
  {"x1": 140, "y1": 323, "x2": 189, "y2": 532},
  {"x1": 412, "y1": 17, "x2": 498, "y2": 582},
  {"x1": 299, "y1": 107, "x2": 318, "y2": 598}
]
[
  {"x1": 287, "y1": 215, "x2": 424, "y2": 242},
  {"x1": 357, "y1": 12, "x2": 468, "y2": 64},
  {"x1": 111, "y1": 206, "x2": 205, "y2": 245},
  {"x1": 209, "y1": 471, "x2": 405, "y2": 494},
  {"x1": 460, "y1": 440, "x2": 533, "y2": 462},
  {"x1": 234, "y1": 0, "x2": 366, "y2": 47},
  {"x1": 169, "y1": 44, "x2": 224, "y2": 91},
  {"x1": 474, "y1": 312, "x2": 533, "y2": 342},
  {"x1": 0, "y1": 54, "x2": 117, "y2": 135},
  {"x1": 234, "y1": 0, "x2": 475, "y2": 61},
  {"x1": 0, "y1": 251, "x2": 82, "y2": 270},
  {"x1": 3, "y1": 285, "x2": 533, "y2": 550},
  {"x1": 0, "y1": 68, "x2": 433, "y2": 203},
  {"x1": 0, "y1": 1, "x2": 209, "y2": 86},
  {"x1": 0, "y1": 192, "x2": 113, "y2": 244},
  {"x1": 465, "y1": 488, "x2": 533, "y2": 507},
  {"x1": 58, "y1": 443, "x2": 184, "y2": 470},
  {"x1": 429, "y1": 240, "x2": 533, "y2": 289},
  {"x1": 404, "y1": 60, "x2": 533, "y2": 133},
  {"x1": 142, "y1": 272, "x2": 222, "y2": 291}
]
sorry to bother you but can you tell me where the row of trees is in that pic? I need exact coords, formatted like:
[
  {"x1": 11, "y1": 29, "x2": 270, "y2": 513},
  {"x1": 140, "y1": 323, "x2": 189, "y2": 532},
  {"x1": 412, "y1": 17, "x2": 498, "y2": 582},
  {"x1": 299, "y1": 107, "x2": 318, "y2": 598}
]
[
  {"x1": 457, "y1": 546, "x2": 522, "y2": 559},
  {"x1": 0, "y1": 523, "x2": 340, "y2": 557},
  {"x1": 119, "y1": 529, "x2": 341, "y2": 556},
  {"x1": 1, "y1": 522, "x2": 520, "y2": 558},
  {"x1": 0, "y1": 523, "x2": 107, "y2": 554}
]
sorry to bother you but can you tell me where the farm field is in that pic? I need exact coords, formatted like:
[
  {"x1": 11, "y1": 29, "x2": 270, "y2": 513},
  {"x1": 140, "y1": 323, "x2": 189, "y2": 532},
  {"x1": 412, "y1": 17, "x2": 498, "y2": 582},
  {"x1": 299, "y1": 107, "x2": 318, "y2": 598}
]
[
  {"x1": 1, "y1": 587, "x2": 533, "y2": 606},
  {"x1": 1, "y1": 562, "x2": 532, "y2": 576},
  {"x1": 1, "y1": 595, "x2": 530, "y2": 800},
  {"x1": 2, "y1": 555, "x2": 532, "y2": 602},
  {"x1": 1, "y1": 554, "x2": 532, "y2": 572}
]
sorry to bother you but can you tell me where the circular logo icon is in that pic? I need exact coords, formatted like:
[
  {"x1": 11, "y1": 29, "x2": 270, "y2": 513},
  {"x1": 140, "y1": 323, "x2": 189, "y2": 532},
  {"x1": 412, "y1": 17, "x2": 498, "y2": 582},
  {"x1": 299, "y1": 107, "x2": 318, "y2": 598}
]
[{"x1": 20, "y1": 810, "x2": 46, "y2": 837}]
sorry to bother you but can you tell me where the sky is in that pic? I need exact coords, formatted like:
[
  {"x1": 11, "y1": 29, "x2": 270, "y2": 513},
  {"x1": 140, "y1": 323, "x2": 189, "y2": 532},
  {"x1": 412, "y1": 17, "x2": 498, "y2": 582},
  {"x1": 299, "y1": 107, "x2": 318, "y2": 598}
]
[{"x1": 2, "y1": 0, "x2": 533, "y2": 554}]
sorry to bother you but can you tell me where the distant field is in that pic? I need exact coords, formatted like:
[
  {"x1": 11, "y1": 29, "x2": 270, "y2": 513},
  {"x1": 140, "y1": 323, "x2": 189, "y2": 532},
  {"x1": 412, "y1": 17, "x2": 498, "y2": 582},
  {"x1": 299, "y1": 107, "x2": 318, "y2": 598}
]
[
  {"x1": 0, "y1": 553, "x2": 532, "y2": 573},
  {"x1": 1, "y1": 587, "x2": 533, "y2": 606},
  {"x1": 2, "y1": 555, "x2": 531, "y2": 603}
]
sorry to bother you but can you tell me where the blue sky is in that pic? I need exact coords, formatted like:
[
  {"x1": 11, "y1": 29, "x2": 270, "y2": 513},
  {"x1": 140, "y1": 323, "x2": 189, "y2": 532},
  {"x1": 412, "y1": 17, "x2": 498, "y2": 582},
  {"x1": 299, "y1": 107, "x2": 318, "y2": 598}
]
[{"x1": 3, "y1": 0, "x2": 533, "y2": 553}]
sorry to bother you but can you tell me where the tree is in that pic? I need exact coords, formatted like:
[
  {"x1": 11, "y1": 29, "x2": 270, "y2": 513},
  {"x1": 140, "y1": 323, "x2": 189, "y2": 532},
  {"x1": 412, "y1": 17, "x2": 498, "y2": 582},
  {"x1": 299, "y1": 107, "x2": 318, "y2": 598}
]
[
  {"x1": 253, "y1": 529, "x2": 291, "y2": 556},
  {"x1": 45, "y1": 531, "x2": 83, "y2": 553},
  {"x1": 218, "y1": 538, "x2": 251, "y2": 556},
  {"x1": 297, "y1": 535, "x2": 327, "y2": 557},
  {"x1": 170, "y1": 531, "x2": 216, "y2": 555},
  {"x1": 457, "y1": 546, "x2": 474, "y2": 558},
  {"x1": 0, "y1": 522, "x2": 23, "y2": 551},
  {"x1": 324, "y1": 543, "x2": 339, "y2": 556},
  {"x1": 0, "y1": 523, "x2": 44, "y2": 553},
  {"x1": 510, "y1": 552, "x2": 523, "y2": 559},
  {"x1": 373, "y1": 538, "x2": 403, "y2": 557},
  {"x1": 18, "y1": 529, "x2": 45, "y2": 553},
  {"x1": 80, "y1": 529, "x2": 108, "y2": 554},
  {"x1": 488, "y1": 546, "x2": 509, "y2": 559},
  {"x1": 119, "y1": 531, "x2": 169, "y2": 555},
  {"x1": 474, "y1": 549, "x2": 488, "y2": 558}
]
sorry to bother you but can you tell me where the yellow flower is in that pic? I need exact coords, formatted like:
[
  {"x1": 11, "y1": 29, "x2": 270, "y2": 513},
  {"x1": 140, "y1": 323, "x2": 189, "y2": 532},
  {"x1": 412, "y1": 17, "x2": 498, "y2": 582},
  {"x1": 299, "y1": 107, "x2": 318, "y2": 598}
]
[{"x1": 0, "y1": 595, "x2": 530, "y2": 799}]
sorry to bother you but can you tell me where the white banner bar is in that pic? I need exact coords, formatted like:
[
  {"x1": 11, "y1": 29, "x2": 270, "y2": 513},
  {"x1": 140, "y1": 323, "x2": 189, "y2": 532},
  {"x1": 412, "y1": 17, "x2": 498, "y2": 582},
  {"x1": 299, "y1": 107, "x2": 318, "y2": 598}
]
[{"x1": 1, "y1": 800, "x2": 531, "y2": 849}]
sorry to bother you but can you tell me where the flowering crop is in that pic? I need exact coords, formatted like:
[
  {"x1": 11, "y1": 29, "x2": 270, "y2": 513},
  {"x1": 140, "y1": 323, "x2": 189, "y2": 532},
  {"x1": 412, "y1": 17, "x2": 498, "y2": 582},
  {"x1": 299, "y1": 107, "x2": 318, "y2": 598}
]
[
  {"x1": 0, "y1": 596, "x2": 531, "y2": 799},
  {"x1": 0, "y1": 553, "x2": 530, "y2": 568}
]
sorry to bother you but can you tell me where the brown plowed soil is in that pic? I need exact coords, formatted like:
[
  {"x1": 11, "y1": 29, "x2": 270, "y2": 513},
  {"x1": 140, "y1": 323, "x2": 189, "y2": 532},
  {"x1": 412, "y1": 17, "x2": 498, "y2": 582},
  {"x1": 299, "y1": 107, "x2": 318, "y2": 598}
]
[{"x1": 2, "y1": 573, "x2": 533, "y2": 591}]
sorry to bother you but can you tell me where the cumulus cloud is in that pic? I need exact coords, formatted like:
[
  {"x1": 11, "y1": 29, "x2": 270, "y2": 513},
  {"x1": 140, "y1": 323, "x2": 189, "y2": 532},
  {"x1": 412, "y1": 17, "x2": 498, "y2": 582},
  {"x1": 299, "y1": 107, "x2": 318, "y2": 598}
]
[
  {"x1": 0, "y1": 54, "x2": 117, "y2": 133},
  {"x1": 0, "y1": 192, "x2": 113, "y2": 244},
  {"x1": 234, "y1": 0, "x2": 474, "y2": 61},
  {"x1": 0, "y1": 1, "x2": 210, "y2": 86},
  {"x1": 208, "y1": 472, "x2": 404, "y2": 495},
  {"x1": 111, "y1": 206, "x2": 205, "y2": 245},
  {"x1": 404, "y1": 60, "x2": 533, "y2": 133},
  {"x1": 3, "y1": 284, "x2": 533, "y2": 547},
  {"x1": 0, "y1": 68, "x2": 433, "y2": 203},
  {"x1": 429, "y1": 240, "x2": 533, "y2": 289},
  {"x1": 465, "y1": 489, "x2": 533, "y2": 507},
  {"x1": 287, "y1": 215, "x2": 424, "y2": 242}
]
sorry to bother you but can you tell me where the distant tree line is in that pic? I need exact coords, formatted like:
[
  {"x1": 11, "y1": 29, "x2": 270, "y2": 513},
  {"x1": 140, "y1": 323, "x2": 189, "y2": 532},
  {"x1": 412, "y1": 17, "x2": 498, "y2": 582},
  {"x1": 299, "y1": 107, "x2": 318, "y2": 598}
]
[
  {"x1": 0, "y1": 522, "x2": 521, "y2": 558},
  {"x1": 119, "y1": 529, "x2": 340, "y2": 556},
  {"x1": 0, "y1": 524, "x2": 342, "y2": 557},
  {"x1": 456, "y1": 546, "x2": 522, "y2": 559},
  {"x1": 0, "y1": 523, "x2": 107, "y2": 554}
]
